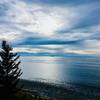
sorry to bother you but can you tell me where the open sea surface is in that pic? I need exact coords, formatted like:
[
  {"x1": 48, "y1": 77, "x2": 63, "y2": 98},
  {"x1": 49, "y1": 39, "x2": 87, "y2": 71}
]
[{"x1": 20, "y1": 55, "x2": 100, "y2": 88}]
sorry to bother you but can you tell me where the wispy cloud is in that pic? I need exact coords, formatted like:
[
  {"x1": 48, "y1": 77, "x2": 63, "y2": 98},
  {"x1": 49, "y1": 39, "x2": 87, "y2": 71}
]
[{"x1": 0, "y1": 0, "x2": 100, "y2": 55}]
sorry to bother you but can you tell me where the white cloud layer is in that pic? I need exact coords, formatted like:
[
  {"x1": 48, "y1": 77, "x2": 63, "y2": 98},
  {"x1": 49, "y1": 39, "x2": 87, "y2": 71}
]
[
  {"x1": 0, "y1": 0, "x2": 100, "y2": 55},
  {"x1": 0, "y1": 0, "x2": 86, "y2": 38}
]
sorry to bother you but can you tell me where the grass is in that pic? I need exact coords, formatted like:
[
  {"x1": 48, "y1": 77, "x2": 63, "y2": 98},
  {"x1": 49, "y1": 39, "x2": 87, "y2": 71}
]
[
  {"x1": 14, "y1": 90, "x2": 56, "y2": 100},
  {"x1": 0, "y1": 90, "x2": 55, "y2": 100}
]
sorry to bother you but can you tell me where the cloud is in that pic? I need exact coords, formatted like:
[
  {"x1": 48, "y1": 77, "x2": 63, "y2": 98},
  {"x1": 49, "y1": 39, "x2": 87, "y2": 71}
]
[
  {"x1": 13, "y1": 47, "x2": 57, "y2": 55},
  {"x1": 0, "y1": 31, "x2": 19, "y2": 41},
  {"x1": 0, "y1": 0, "x2": 100, "y2": 55},
  {"x1": 6, "y1": 1, "x2": 79, "y2": 36},
  {"x1": 0, "y1": 0, "x2": 80, "y2": 42},
  {"x1": 13, "y1": 46, "x2": 100, "y2": 56},
  {"x1": 83, "y1": 40, "x2": 100, "y2": 49},
  {"x1": 23, "y1": 0, "x2": 99, "y2": 6}
]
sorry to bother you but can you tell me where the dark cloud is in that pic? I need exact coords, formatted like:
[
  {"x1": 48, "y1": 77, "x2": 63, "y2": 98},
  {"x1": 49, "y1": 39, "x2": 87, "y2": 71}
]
[
  {"x1": 0, "y1": 3, "x2": 9, "y2": 16},
  {"x1": 73, "y1": 11, "x2": 100, "y2": 29},
  {"x1": 23, "y1": 0, "x2": 99, "y2": 6},
  {"x1": 18, "y1": 37, "x2": 81, "y2": 46}
]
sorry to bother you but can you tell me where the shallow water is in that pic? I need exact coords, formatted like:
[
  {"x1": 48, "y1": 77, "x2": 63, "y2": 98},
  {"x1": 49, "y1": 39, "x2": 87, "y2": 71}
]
[{"x1": 20, "y1": 56, "x2": 100, "y2": 87}]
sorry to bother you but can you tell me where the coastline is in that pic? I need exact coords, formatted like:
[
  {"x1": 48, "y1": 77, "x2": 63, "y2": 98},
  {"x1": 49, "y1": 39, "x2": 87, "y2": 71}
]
[{"x1": 19, "y1": 79, "x2": 100, "y2": 100}]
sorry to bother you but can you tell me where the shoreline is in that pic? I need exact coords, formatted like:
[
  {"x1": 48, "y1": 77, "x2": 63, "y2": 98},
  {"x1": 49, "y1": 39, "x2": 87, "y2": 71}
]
[
  {"x1": 20, "y1": 78, "x2": 100, "y2": 90},
  {"x1": 19, "y1": 79, "x2": 100, "y2": 100}
]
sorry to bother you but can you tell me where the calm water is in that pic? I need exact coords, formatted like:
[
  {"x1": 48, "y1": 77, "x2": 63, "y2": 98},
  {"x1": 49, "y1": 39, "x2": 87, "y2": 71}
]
[{"x1": 20, "y1": 56, "x2": 100, "y2": 87}]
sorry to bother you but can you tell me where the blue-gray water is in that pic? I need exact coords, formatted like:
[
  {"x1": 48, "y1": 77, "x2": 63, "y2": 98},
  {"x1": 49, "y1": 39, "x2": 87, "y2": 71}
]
[{"x1": 20, "y1": 56, "x2": 100, "y2": 87}]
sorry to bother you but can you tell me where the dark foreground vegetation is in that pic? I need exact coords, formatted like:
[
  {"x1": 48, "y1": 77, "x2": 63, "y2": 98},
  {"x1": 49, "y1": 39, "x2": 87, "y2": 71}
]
[
  {"x1": 20, "y1": 79, "x2": 100, "y2": 100},
  {"x1": 0, "y1": 40, "x2": 55, "y2": 100}
]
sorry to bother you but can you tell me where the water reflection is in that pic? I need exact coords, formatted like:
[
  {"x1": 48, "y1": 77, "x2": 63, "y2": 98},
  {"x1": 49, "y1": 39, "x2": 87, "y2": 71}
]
[{"x1": 20, "y1": 56, "x2": 100, "y2": 87}]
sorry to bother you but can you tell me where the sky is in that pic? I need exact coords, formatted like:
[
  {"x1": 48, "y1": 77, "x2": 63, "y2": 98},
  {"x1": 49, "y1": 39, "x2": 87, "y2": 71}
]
[{"x1": 0, "y1": 0, "x2": 100, "y2": 56}]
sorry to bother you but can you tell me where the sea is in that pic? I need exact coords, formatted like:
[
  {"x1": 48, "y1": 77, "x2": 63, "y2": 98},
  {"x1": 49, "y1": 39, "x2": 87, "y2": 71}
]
[{"x1": 20, "y1": 55, "x2": 100, "y2": 88}]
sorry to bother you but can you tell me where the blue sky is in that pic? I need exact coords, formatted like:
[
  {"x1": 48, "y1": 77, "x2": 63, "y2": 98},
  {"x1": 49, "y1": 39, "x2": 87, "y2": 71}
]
[{"x1": 0, "y1": 0, "x2": 100, "y2": 56}]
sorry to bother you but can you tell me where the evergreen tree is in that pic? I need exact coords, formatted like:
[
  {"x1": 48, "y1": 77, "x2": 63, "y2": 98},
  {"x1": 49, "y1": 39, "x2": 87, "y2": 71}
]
[{"x1": 0, "y1": 40, "x2": 22, "y2": 96}]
